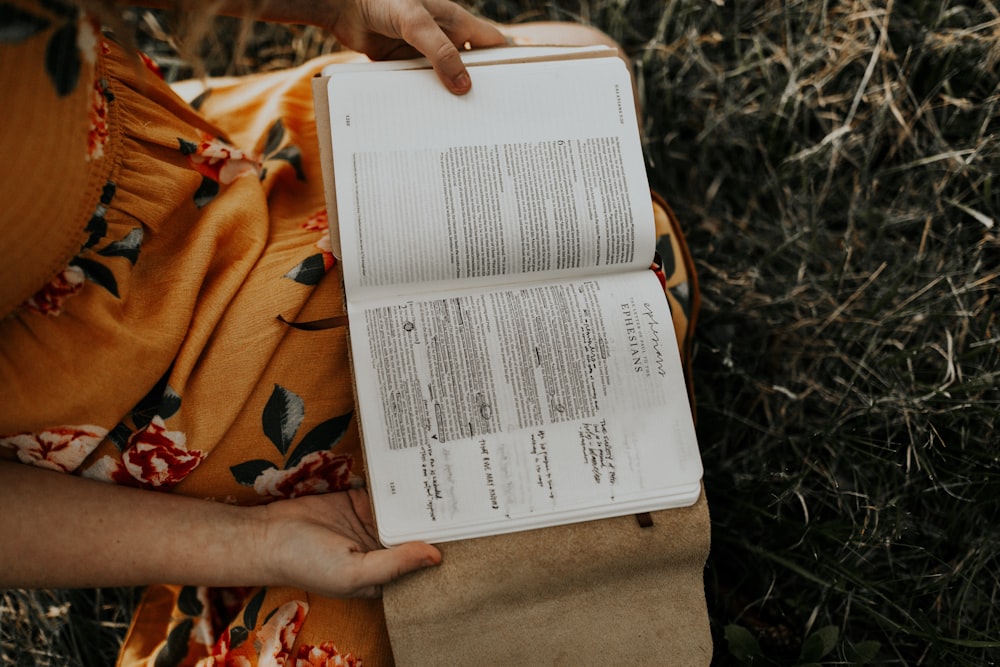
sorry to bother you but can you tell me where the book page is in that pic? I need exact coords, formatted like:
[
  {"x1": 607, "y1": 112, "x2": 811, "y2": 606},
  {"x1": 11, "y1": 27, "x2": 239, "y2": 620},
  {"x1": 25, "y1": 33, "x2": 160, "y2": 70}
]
[
  {"x1": 326, "y1": 57, "x2": 654, "y2": 299},
  {"x1": 348, "y1": 270, "x2": 702, "y2": 545},
  {"x1": 319, "y1": 45, "x2": 615, "y2": 76}
]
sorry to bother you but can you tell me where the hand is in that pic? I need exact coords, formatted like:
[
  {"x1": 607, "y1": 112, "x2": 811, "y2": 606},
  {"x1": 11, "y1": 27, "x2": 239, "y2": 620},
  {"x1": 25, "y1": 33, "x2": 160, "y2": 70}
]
[
  {"x1": 324, "y1": 0, "x2": 508, "y2": 94},
  {"x1": 252, "y1": 487, "x2": 442, "y2": 598}
]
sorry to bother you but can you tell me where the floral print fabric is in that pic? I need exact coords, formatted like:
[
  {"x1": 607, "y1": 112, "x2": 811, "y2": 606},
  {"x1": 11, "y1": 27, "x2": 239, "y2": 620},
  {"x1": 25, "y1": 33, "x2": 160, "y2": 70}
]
[
  {"x1": 0, "y1": 9, "x2": 389, "y2": 663},
  {"x1": 0, "y1": 4, "x2": 699, "y2": 666}
]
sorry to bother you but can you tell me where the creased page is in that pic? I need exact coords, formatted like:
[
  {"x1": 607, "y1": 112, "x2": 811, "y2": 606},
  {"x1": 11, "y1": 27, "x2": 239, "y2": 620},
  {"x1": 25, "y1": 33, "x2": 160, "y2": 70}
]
[
  {"x1": 326, "y1": 57, "x2": 654, "y2": 300},
  {"x1": 349, "y1": 270, "x2": 702, "y2": 545}
]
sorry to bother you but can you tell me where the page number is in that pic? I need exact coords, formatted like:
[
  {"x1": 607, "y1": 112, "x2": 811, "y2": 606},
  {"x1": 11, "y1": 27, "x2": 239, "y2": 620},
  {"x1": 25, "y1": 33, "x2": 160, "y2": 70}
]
[{"x1": 344, "y1": 115, "x2": 351, "y2": 127}]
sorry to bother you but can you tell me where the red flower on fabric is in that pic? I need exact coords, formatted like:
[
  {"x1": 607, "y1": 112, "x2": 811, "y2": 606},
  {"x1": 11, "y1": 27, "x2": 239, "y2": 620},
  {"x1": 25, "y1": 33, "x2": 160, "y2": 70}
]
[
  {"x1": 197, "y1": 599, "x2": 309, "y2": 667},
  {"x1": 187, "y1": 135, "x2": 261, "y2": 184},
  {"x1": 253, "y1": 450, "x2": 354, "y2": 499},
  {"x1": 302, "y1": 209, "x2": 337, "y2": 271},
  {"x1": 296, "y1": 642, "x2": 362, "y2": 667},
  {"x1": 138, "y1": 51, "x2": 164, "y2": 79},
  {"x1": 194, "y1": 648, "x2": 251, "y2": 667},
  {"x1": 0, "y1": 425, "x2": 107, "y2": 472},
  {"x1": 301, "y1": 210, "x2": 328, "y2": 232},
  {"x1": 315, "y1": 233, "x2": 335, "y2": 271},
  {"x1": 81, "y1": 455, "x2": 137, "y2": 486},
  {"x1": 121, "y1": 416, "x2": 204, "y2": 488},
  {"x1": 86, "y1": 77, "x2": 110, "y2": 161},
  {"x1": 24, "y1": 265, "x2": 85, "y2": 315}
]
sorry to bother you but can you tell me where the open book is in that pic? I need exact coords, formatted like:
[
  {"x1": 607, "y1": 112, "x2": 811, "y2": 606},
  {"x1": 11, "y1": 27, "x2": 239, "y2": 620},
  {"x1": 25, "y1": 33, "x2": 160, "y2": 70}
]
[{"x1": 313, "y1": 45, "x2": 703, "y2": 545}]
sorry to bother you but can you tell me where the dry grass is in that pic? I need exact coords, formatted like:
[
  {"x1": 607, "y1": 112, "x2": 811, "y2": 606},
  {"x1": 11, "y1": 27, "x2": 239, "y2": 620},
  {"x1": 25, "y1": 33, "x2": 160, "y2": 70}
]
[
  {"x1": 2, "y1": 1, "x2": 997, "y2": 665},
  {"x1": 1, "y1": 589, "x2": 137, "y2": 666}
]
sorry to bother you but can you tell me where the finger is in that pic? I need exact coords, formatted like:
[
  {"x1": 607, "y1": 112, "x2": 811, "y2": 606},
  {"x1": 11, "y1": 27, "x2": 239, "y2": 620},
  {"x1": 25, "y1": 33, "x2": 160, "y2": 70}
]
[
  {"x1": 397, "y1": 6, "x2": 472, "y2": 93},
  {"x1": 347, "y1": 542, "x2": 442, "y2": 593},
  {"x1": 428, "y1": 0, "x2": 507, "y2": 50}
]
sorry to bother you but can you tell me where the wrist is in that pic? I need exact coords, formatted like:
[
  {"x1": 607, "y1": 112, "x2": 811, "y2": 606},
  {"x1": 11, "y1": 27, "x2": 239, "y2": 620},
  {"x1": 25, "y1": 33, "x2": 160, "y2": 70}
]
[{"x1": 245, "y1": 502, "x2": 285, "y2": 587}]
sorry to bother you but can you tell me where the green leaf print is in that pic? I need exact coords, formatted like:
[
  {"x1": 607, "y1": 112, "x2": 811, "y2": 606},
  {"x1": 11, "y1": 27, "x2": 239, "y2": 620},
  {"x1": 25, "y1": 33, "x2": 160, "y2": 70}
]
[
  {"x1": 228, "y1": 625, "x2": 249, "y2": 650},
  {"x1": 71, "y1": 257, "x2": 118, "y2": 297},
  {"x1": 262, "y1": 119, "x2": 285, "y2": 157},
  {"x1": 132, "y1": 370, "x2": 181, "y2": 429},
  {"x1": 262, "y1": 384, "x2": 304, "y2": 455},
  {"x1": 230, "y1": 459, "x2": 278, "y2": 486},
  {"x1": 177, "y1": 138, "x2": 198, "y2": 155},
  {"x1": 98, "y1": 228, "x2": 143, "y2": 264},
  {"x1": 153, "y1": 617, "x2": 193, "y2": 667},
  {"x1": 261, "y1": 119, "x2": 305, "y2": 180},
  {"x1": 44, "y1": 19, "x2": 80, "y2": 97},
  {"x1": 108, "y1": 422, "x2": 132, "y2": 451},
  {"x1": 283, "y1": 254, "x2": 327, "y2": 286},
  {"x1": 0, "y1": 4, "x2": 50, "y2": 43},
  {"x1": 271, "y1": 145, "x2": 305, "y2": 181},
  {"x1": 189, "y1": 88, "x2": 211, "y2": 111},
  {"x1": 177, "y1": 586, "x2": 203, "y2": 617},
  {"x1": 243, "y1": 588, "x2": 267, "y2": 630},
  {"x1": 84, "y1": 207, "x2": 108, "y2": 249},
  {"x1": 285, "y1": 412, "x2": 353, "y2": 470},
  {"x1": 193, "y1": 176, "x2": 220, "y2": 208}
]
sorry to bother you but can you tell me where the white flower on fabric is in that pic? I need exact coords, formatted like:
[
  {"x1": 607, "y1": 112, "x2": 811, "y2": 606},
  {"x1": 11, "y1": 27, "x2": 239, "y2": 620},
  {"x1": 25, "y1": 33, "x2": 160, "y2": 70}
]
[
  {"x1": 77, "y1": 16, "x2": 99, "y2": 66},
  {"x1": 0, "y1": 425, "x2": 108, "y2": 472}
]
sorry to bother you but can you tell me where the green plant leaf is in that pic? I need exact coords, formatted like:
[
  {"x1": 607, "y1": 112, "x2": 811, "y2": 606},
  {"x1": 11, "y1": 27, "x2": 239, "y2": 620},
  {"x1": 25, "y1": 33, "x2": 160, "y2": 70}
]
[
  {"x1": 799, "y1": 625, "x2": 839, "y2": 663},
  {"x1": 230, "y1": 459, "x2": 277, "y2": 486},
  {"x1": 844, "y1": 640, "x2": 881, "y2": 664},
  {"x1": 262, "y1": 384, "x2": 304, "y2": 455},
  {"x1": 724, "y1": 624, "x2": 762, "y2": 664},
  {"x1": 285, "y1": 411, "x2": 353, "y2": 469}
]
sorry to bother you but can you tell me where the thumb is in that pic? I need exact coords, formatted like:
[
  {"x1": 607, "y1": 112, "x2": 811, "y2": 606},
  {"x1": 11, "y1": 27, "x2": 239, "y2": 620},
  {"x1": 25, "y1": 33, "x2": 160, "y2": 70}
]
[{"x1": 351, "y1": 541, "x2": 442, "y2": 593}]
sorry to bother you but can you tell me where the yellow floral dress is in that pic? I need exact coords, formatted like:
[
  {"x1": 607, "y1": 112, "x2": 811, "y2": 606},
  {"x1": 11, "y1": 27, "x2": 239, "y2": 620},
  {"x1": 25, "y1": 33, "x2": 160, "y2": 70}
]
[{"x1": 0, "y1": 2, "x2": 699, "y2": 665}]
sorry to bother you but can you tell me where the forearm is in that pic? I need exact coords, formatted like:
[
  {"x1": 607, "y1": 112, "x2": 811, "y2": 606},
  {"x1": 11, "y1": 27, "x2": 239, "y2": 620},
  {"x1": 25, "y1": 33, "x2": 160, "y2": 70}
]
[{"x1": 0, "y1": 461, "x2": 266, "y2": 589}]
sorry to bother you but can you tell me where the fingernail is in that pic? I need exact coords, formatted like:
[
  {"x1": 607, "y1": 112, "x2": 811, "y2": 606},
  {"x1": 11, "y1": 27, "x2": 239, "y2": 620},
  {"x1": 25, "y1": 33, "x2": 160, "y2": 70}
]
[{"x1": 452, "y1": 72, "x2": 471, "y2": 93}]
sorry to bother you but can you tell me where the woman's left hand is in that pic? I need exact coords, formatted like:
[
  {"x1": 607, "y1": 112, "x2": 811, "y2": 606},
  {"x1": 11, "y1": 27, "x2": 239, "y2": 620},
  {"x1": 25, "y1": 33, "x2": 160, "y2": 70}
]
[
  {"x1": 250, "y1": 487, "x2": 442, "y2": 598},
  {"x1": 318, "y1": 0, "x2": 508, "y2": 94}
]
